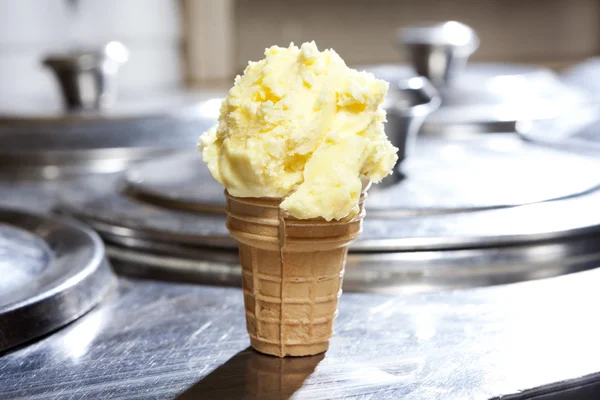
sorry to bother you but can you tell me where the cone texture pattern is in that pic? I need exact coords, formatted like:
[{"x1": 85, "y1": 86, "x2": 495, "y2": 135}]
[{"x1": 226, "y1": 192, "x2": 364, "y2": 357}]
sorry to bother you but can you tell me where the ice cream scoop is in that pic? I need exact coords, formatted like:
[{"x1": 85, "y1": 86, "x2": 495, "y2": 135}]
[{"x1": 199, "y1": 41, "x2": 397, "y2": 221}]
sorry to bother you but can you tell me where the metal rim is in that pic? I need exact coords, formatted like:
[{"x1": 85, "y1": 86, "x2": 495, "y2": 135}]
[
  {"x1": 0, "y1": 208, "x2": 114, "y2": 352},
  {"x1": 518, "y1": 103, "x2": 600, "y2": 155},
  {"x1": 123, "y1": 136, "x2": 600, "y2": 218},
  {"x1": 104, "y1": 233, "x2": 600, "y2": 294},
  {"x1": 0, "y1": 90, "x2": 223, "y2": 124},
  {"x1": 123, "y1": 183, "x2": 225, "y2": 215},
  {"x1": 0, "y1": 148, "x2": 175, "y2": 179},
  {"x1": 58, "y1": 183, "x2": 600, "y2": 252}
]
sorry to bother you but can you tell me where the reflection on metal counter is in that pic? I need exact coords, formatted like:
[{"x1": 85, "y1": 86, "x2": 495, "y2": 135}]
[{"x1": 3, "y1": 270, "x2": 600, "y2": 398}]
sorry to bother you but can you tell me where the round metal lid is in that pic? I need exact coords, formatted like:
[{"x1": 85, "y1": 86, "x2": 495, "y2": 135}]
[
  {"x1": 0, "y1": 208, "x2": 114, "y2": 352},
  {"x1": 518, "y1": 104, "x2": 600, "y2": 155},
  {"x1": 124, "y1": 136, "x2": 600, "y2": 216},
  {"x1": 562, "y1": 57, "x2": 600, "y2": 101},
  {"x1": 106, "y1": 232, "x2": 600, "y2": 294},
  {"x1": 57, "y1": 156, "x2": 600, "y2": 252},
  {"x1": 0, "y1": 90, "x2": 222, "y2": 124},
  {"x1": 518, "y1": 58, "x2": 600, "y2": 154},
  {"x1": 0, "y1": 91, "x2": 222, "y2": 178},
  {"x1": 362, "y1": 63, "x2": 586, "y2": 134},
  {"x1": 58, "y1": 183, "x2": 600, "y2": 294}
]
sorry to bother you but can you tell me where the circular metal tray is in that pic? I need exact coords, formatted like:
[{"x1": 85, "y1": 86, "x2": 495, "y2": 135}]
[
  {"x1": 58, "y1": 167, "x2": 600, "y2": 253},
  {"x1": 106, "y1": 233, "x2": 600, "y2": 294},
  {"x1": 0, "y1": 91, "x2": 222, "y2": 178},
  {"x1": 519, "y1": 105, "x2": 600, "y2": 156},
  {"x1": 53, "y1": 135, "x2": 600, "y2": 293},
  {"x1": 562, "y1": 57, "x2": 600, "y2": 101},
  {"x1": 0, "y1": 90, "x2": 222, "y2": 123},
  {"x1": 0, "y1": 208, "x2": 114, "y2": 352},
  {"x1": 124, "y1": 136, "x2": 600, "y2": 216}
]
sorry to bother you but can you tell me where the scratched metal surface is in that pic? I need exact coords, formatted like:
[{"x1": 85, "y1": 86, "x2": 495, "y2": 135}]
[
  {"x1": 2, "y1": 268, "x2": 600, "y2": 399},
  {"x1": 0, "y1": 223, "x2": 51, "y2": 294}
]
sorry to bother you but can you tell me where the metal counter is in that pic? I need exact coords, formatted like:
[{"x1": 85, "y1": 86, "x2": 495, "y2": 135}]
[
  {"x1": 2, "y1": 268, "x2": 600, "y2": 399},
  {"x1": 3, "y1": 133, "x2": 600, "y2": 398}
]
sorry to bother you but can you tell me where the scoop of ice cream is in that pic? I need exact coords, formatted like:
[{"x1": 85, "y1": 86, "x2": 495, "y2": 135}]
[{"x1": 199, "y1": 41, "x2": 397, "y2": 221}]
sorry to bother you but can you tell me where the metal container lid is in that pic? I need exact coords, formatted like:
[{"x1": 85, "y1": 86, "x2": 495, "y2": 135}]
[
  {"x1": 361, "y1": 22, "x2": 587, "y2": 135},
  {"x1": 49, "y1": 132, "x2": 600, "y2": 293},
  {"x1": 55, "y1": 164, "x2": 600, "y2": 293},
  {"x1": 0, "y1": 208, "x2": 114, "y2": 352},
  {"x1": 518, "y1": 58, "x2": 600, "y2": 155},
  {"x1": 0, "y1": 43, "x2": 222, "y2": 178},
  {"x1": 57, "y1": 135, "x2": 600, "y2": 253},
  {"x1": 123, "y1": 135, "x2": 600, "y2": 217},
  {"x1": 519, "y1": 104, "x2": 600, "y2": 155},
  {"x1": 0, "y1": 90, "x2": 222, "y2": 124},
  {"x1": 562, "y1": 57, "x2": 600, "y2": 100},
  {"x1": 0, "y1": 91, "x2": 221, "y2": 178}
]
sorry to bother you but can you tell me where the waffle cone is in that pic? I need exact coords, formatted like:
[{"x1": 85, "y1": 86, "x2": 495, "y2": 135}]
[{"x1": 226, "y1": 191, "x2": 366, "y2": 357}]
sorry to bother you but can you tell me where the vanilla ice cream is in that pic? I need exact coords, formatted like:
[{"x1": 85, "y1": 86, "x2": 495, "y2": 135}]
[{"x1": 199, "y1": 41, "x2": 397, "y2": 221}]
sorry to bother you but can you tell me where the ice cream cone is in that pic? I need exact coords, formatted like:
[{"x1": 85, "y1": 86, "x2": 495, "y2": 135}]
[{"x1": 226, "y1": 191, "x2": 366, "y2": 357}]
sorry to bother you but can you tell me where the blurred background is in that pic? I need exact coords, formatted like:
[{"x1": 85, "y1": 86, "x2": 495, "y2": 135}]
[
  {"x1": 2, "y1": 0, "x2": 598, "y2": 96},
  {"x1": 187, "y1": 0, "x2": 599, "y2": 84}
]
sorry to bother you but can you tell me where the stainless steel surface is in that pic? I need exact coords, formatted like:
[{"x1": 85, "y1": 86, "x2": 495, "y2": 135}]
[
  {"x1": 0, "y1": 208, "x2": 114, "y2": 352},
  {"x1": 0, "y1": 176, "x2": 94, "y2": 213},
  {"x1": 0, "y1": 223, "x2": 52, "y2": 294},
  {"x1": 399, "y1": 21, "x2": 479, "y2": 87},
  {"x1": 1, "y1": 139, "x2": 596, "y2": 293},
  {"x1": 562, "y1": 57, "x2": 600, "y2": 101},
  {"x1": 49, "y1": 137, "x2": 600, "y2": 292},
  {"x1": 0, "y1": 148, "x2": 176, "y2": 179},
  {"x1": 361, "y1": 22, "x2": 586, "y2": 135},
  {"x1": 0, "y1": 92, "x2": 221, "y2": 178},
  {"x1": 3, "y1": 136, "x2": 600, "y2": 397},
  {"x1": 0, "y1": 90, "x2": 222, "y2": 123},
  {"x1": 61, "y1": 168, "x2": 600, "y2": 252},
  {"x1": 385, "y1": 77, "x2": 439, "y2": 165},
  {"x1": 518, "y1": 104, "x2": 600, "y2": 155},
  {"x1": 42, "y1": 42, "x2": 129, "y2": 111},
  {"x1": 520, "y1": 56, "x2": 600, "y2": 154},
  {"x1": 105, "y1": 233, "x2": 600, "y2": 294},
  {"x1": 124, "y1": 136, "x2": 600, "y2": 216},
  {"x1": 3, "y1": 270, "x2": 600, "y2": 399},
  {"x1": 363, "y1": 62, "x2": 585, "y2": 135},
  {"x1": 22, "y1": 172, "x2": 591, "y2": 295}
]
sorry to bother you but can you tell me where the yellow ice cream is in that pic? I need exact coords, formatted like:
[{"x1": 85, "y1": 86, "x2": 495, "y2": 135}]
[{"x1": 199, "y1": 41, "x2": 397, "y2": 221}]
